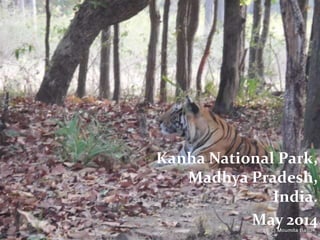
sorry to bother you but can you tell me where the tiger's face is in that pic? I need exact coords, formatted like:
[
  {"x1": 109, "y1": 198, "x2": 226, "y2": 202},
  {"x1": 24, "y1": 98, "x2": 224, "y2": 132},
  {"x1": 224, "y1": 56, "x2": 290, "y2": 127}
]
[
  {"x1": 159, "y1": 102, "x2": 185, "y2": 135},
  {"x1": 159, "y1": 97, "x2": 200, "y2": 136}
]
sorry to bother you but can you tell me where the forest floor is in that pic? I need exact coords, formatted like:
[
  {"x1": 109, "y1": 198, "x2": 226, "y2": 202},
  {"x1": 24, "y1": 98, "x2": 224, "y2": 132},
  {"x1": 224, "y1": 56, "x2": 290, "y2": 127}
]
[{"x1": 0, "y1": 96, "x2": 319, "y2": 240}]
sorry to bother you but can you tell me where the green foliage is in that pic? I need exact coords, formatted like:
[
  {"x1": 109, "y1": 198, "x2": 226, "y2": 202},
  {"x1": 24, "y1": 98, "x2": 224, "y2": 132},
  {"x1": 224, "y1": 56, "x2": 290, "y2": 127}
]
[
  {"x1": 305, "y1": 148, "x2": 320, "y2": 205},
  {"x1": 55, "y1": 115, "x2": 127, "y2": 165},
  {"x1": 162, "y1": 75, "x2": 177, "y2": 88},
  {"x1": 73, "y1": 3, "x2": 82, "y2": 12},
  {"x1": 266, "y1": 147, "x2": 282, "y2": 172},
  {"x1": 53, "y1": 25, "x2": 68, "y2": 37},
  {"x1": 238, "y1": 77, "x2": 261, "y2": 102},
  {"x1": 162, "y1": 76, "x2": 200, "y2": 103},
  {"x1": 203, "y1": 81, "x2": 217, "y2": 97},
  {"x1": 13, "y1": 43, "x2": 34, "y2": 60},
  {"x1": 240, "y1": 0, "x2": 252, "y2": 6}
]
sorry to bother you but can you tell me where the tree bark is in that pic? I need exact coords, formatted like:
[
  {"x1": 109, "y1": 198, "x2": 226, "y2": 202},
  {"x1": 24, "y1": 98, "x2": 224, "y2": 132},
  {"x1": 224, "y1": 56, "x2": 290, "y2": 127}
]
[
  {"x1": 196, "y1": 0, "x2": 218, "y2": 96},
  {"x1": 160, "y1": 0, "x2": 170, "y2": 103},
  {"x1": 175, "y1": 0, "x2": 199, "y2": 96},
  {"x1": 304, "y1": 0, "x2": 320, "y2": 148},
  {"x1": 76, "y1": 48, "x2": 89, "y2": 98},
  {"x1": 256, "y1": 0, "x2": 271, "y2": 79},
  {"x1": 99, "y1": 27, "x2": 111, "y2": 99},
  {"x1": 276, "y1": 1, "x2": 306, "y2": 239},
  {"x1": 239, "y1": 4, "x2": 247, "y2": 79},
  {"x1": 144, "y1": 0, "x2": 160, "y2": 104},
  {"x1": 186, "y1": 0, "x2": 199, "y2": 89},
  {"x1": 176, "y1": 0, "x2": 188, "y2": 95},
  {"x1": 248, "y1": 0, "x2": 262, "y2": 80},
  {"x1": 36, "y1": 0, "x2": 148, "y2": 105},
  {"x1": 45, "y1": 0, "x2": 50, "y2": 70},
  {"x1": 113, "y1": 24, "x2": 120, "y2": 103},
  {"x1": 213, "y1": 0, "x2": 241, "y2": 114}
]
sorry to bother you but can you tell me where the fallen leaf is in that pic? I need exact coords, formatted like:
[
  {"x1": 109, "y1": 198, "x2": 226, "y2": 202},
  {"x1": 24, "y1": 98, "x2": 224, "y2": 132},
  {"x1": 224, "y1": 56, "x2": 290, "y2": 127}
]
[{"x1": 18, "y1": 209, "x2": 56, "y2": 233}]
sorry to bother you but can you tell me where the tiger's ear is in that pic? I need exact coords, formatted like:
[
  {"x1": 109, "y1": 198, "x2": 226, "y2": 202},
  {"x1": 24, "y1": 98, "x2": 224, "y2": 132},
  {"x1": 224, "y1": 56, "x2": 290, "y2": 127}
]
[{"x1": 185, "y1": 96, "x2": 199, "y2": 114}]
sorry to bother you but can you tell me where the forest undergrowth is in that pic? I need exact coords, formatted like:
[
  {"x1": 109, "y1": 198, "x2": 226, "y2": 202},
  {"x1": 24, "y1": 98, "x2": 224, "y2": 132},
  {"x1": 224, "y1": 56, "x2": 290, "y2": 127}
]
[{"x1": 0, "y1": 96, "x2": 319, "y2": 240}]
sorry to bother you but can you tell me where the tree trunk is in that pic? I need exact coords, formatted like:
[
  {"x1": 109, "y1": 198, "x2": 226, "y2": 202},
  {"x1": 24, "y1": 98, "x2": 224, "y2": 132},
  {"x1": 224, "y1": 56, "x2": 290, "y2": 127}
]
[
  {"x1": 176, "y1": 0, "x2": 188, "y2": 95},
  {"x1": 186, "y1": 0, "x2": 199, "y2": 89},
  {"x1": 213, "y1": 0, "x2": 241, "y2": 114},
  {"x1": 45, "y1": 0, "x2": 50, "y2": 70},
  {"x1": 298, "y1": 0, "x2": 308, "y2": 23},
  {"x1": 276, "y1": 1, "x2": 306, "y2": 239},
  {"x1": 176, "y1": 0, "x2": 199, "y2": 96},
  {"x1": 196, "y1": 0, "x2": 218, "y2": 96},
  {"x1": 160, "y1": 0, "x2": 170, "y2": 103},
  {"x1": 113, "y1": 24, "x2": 120, "y2": 103},
  {"x1": 36, "y1": 0, "x2": 148, "y2": 105},
  {"x1": 99, "y1": 27, "x2": 111, "y2": 99},
  {"x1": 239, "y1": 5, "x2": 247, "y2": 79},
  {"x1": 256, "y1": 0, "x2": 271, "y2": 80},
  {"x1": 248, "y1": 0, "x2": 262, "y2": 80},
  {"x1": 76, "y1": 48, "x2": 89, "y2": 98},
  {"x1": 304, "y1": 0, "x2": 320, "y2": 148},
  {"x1": 144, "y1": 0, "x2": 160, "y2": 104}
]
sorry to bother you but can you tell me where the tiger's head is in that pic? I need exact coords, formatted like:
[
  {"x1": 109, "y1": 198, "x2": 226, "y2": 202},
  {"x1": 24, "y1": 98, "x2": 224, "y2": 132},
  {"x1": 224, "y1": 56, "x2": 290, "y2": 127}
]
[{"x1": 159, "y1": 97, "x2": 200, "y2": 136}]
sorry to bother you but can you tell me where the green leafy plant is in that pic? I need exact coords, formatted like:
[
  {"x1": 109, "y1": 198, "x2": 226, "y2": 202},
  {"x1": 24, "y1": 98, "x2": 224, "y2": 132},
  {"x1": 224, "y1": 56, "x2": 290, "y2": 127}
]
[
  {"x1": 55, "y1": 115, "x2": 127, "y2": 165},
  {"x1": 203, "y1": 81, "x2": 217, "y2": 97},
  {"x1": 238, "y1": 77, "x2": 261, "y2": 102},
  {"x1": 305, "y1": 148, "x2": 320, "y2": 205},
  {"x1": 267, "y1": 147, "x2": 282, "y2": 172},
  {"x1": 13, "y1": 43, "x2": 34, "y2": 60}
]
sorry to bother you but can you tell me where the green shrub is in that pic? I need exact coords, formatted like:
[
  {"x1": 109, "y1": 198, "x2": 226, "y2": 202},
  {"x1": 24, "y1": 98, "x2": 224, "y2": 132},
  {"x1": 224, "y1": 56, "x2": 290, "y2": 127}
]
[
  {"x1": 204, "y1": 81, "x2": 217, "y2": 97},
  {"x1": 268, "y1": 147, "x2": 282, "y2": 172},
  {"x1": 55, "y1": 115, "x2": 127, "y2": 165}
]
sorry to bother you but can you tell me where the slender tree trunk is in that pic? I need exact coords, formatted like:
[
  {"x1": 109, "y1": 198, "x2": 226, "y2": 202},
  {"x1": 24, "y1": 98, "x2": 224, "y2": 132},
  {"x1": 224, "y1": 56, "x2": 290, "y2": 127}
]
[
  {"x1": 305, "y1": 13, "x2": 313, "y2": 84},
  {"x1": 213, "y1": 0, "x2": 241, "y2": 114},
  {"x1": 145, "y1": 0, "x2": 160, "y2": 104},
  {"x1": 239, "y1": 5, "x2": 247, "y2": 79},
  {"x1": 160, "y1": 0, "x2": 170, "y2": 103},
  {"x1": 248, "y1": 0, "x2": 262, "y2": 79},
  {"x1": 36, "y1": 0, "x2": 148, "y2": 105},
  {"x1": 256, "y1": 0, "x2": 271, "y2": 80},
  {"x1": 45, "y1": 0, "x2": 50, "y2": 70},
  {"x1": 76, "y1": 48, "x2": 89, "y2": 98},
  {"x1": 176, "y1": 0, "x2": 199, "y2": 95},
  {"x1": 99, "y1": 27, "x2": 111, "y2": 99},
  {"x1": 276, "y1": 1, "x2": 306, "y2": 239},
  {"x1": 304, "y1": 0, "x2": 320, "y2": 148},
  {"x1": 186, "y1": 0, "x2": 199, "y2": 89},
  {"x1": 298, "y1": 0, "x2": 308, "y2": 23},
  {"x1": 196, "y1": 0, "x2": 218, "y2": 96},
  {"x1": 176, "y1": 0, "x2": 188, "y2": 95},
  {"x1": 113, "y1": 24, "x2": 120, "y2": 103}
]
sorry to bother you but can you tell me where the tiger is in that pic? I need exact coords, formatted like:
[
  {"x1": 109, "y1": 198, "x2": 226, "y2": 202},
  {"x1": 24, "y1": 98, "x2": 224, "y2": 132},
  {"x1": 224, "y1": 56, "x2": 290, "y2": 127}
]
[{"x1": 157, "y1": 97, "x2": 269, "y2": 170}]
